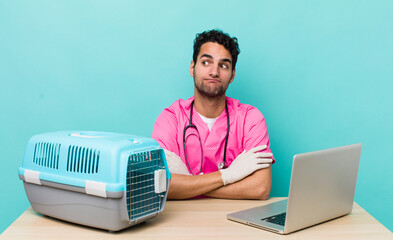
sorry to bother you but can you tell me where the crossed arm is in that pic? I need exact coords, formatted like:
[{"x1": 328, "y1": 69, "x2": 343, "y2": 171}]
[
  {"x1": 154, "y1": 106, "x2": 273, "y2": 200},
  {"x1": 167, "y1": 166, "x2": 272, "y2": 200}
]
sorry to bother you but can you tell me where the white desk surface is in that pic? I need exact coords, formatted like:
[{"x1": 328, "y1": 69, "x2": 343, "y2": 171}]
[{"x1": 1, "y1": 197, "x2": 392, "y2": 240}]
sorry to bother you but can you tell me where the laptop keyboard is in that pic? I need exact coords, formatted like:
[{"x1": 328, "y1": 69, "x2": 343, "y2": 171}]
[{"x1": 261, "y1": 212, "x2": 286, "y2": 226}]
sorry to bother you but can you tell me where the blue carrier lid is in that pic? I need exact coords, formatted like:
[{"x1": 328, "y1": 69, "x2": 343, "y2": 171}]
[{"x1": 19, "y1": 131, "x2": 171, "y2": 197}]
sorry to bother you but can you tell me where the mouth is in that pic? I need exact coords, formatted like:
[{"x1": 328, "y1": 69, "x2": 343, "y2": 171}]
[{"x1": 204, "y1": 78, "x2": 221, "y2": 83}]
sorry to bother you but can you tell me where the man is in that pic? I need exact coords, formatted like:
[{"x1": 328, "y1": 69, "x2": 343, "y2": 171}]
[{"x1": 152, "y1": 29, "x2": 274, "y2": 200}]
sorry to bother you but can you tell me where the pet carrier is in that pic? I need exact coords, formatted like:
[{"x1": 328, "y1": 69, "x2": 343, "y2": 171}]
[{"x1": 18, "y1": 131, "x2": 171, "y2": 231}]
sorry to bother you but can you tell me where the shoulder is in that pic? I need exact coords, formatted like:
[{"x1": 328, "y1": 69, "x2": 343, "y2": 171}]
[
  {"x1": 161, "y1": 97, "x2": 193, "y2": 117},
  {"x1": 226, "y1": 97, "x2": 265, "y2": 120},
  {"x1": 154, "y1": 97, "x2": 194, "y2": 125}
]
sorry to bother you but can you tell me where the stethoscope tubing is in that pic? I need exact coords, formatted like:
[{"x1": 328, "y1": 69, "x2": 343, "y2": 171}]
[{"x1": 183, "y1": 100, "x2": 229, "y2": 175}]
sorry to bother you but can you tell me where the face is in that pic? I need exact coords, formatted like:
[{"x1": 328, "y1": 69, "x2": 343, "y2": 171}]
[{"x1": 190, "y1": 42, "x2": 235, "y2": 98}]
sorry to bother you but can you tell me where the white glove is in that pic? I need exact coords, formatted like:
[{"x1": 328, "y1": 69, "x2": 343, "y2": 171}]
[
  {"x1": 163, "y1": 149, "x2": 191, "y2": 175},
  {"x1": 219, "y1": 145, "x2": 273, "y2": 185}
]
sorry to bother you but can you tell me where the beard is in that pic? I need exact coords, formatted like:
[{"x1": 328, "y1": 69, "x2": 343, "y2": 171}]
[{"x1": 194, "y1": 80, "x2": 228, "y2": 98}]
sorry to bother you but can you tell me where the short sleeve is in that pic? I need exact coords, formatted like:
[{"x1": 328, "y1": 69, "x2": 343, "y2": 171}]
[
  {"x1": 243, "y1": 107, "x2": 275, "y2": 163},
  {"x1": 152, "y1": 108, "x2": 181, "y2": 155}
]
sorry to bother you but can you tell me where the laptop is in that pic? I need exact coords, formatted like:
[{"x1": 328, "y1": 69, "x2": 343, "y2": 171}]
[{"x1": 227, "y1": 143, "x2": 362, "y2": 234}]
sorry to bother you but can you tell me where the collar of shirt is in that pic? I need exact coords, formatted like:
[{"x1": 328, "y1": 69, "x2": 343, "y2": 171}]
[{"x1": 197, "y1": 112, "x2": 219, "y2": 131}]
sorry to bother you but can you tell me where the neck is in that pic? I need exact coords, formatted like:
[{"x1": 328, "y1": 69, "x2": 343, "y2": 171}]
[{"x1": 193, "y1": 92, "x2": 226, "y2": 118}]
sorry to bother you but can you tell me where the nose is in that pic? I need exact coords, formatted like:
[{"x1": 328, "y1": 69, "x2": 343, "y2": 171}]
[{"x1": 209, "y1": 64, "x2": 219, "y2": 78}]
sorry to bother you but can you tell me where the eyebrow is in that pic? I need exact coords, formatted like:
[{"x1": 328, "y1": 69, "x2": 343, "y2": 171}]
[{"x1": 200, "y1": 54, "x2": 232, "y2": 64}]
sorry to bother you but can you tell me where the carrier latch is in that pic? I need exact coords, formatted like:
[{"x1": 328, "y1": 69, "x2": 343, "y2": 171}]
[{"x1": 154, "y1": 169, "x2": 167, "y2": 193}]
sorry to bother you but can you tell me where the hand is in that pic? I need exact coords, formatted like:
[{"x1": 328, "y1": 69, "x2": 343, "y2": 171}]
[
  {"x1": 163, "y1": 149, "x2": 191, "y2": 175},
  {"x1": 219, "y1": 145, "x2": 273, "y2": 185}
]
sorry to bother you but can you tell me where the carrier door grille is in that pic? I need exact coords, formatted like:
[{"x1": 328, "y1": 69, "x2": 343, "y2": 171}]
[
  {"x1": 66, "y1": 145, "x2": 100, "y2": 174},
  {"x1": 33, "y1": 142, "x2": 61, "y2": 169},
  {"x1": 126, "y1": 150, "x2": 164, "y2": 221}
]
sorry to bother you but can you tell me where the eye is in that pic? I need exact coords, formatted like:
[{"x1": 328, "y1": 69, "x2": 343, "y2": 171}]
[
  {"x1": 202, "y1": 61, "x2": 210, "y2": 66},
  {"x1": 220, "y1": 64, "x2": 229, "y2": 69}
]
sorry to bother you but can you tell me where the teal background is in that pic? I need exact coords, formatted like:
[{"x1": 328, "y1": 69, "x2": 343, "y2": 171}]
[{"x1": 1, "y1": 0, "x2": 392, "y2": 234}]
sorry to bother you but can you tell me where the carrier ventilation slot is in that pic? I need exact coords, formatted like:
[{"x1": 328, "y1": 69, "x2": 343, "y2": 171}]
[
  {"x1": 126, "y1": 150, "x2": 164, "y2": 221},
  {"x1": 33, "y1": 142, "x2": 61, "y2": 169},
  {"x1": 66, "y1": 145, "x2": 100, "y2": 174}
]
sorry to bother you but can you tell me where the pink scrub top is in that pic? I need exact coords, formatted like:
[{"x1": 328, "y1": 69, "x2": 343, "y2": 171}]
[{"x1": 152, "y1": 96, "x2": 274, "y2": 175}]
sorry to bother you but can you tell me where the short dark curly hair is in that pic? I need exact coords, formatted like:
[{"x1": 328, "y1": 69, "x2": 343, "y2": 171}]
[{"x1": 193, "y1": 29, "x2": 240, "y2": 69}]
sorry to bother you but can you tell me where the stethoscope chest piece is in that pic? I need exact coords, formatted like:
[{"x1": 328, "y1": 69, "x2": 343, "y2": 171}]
[{"x1": 218, "y1": 162, "x2": 225, "y2": 170}]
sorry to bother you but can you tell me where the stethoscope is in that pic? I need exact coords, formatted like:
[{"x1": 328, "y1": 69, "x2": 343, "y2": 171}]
[{"x1": 183, "y1": 100, "x2": 230, "y2": 175}]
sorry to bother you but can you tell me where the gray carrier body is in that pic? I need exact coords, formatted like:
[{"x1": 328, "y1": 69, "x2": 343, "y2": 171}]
[{"x1": 18, "y1": 131, "x2": 171, "y2": 231}]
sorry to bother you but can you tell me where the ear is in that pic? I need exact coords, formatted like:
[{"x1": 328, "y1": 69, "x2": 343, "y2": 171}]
[
  {"x1": 229, "y1": 68, "x2": 236, "y2": 83},
  {"x1": 190, "y1": 60, "x2": 195, "y2": 77}
]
